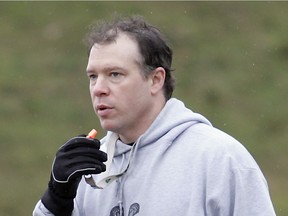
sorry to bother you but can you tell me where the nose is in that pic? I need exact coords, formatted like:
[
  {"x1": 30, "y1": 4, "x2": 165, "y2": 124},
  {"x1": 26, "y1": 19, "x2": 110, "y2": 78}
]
[{"x1": 90, "y1": 76, "x2": 110, "y2": 97}]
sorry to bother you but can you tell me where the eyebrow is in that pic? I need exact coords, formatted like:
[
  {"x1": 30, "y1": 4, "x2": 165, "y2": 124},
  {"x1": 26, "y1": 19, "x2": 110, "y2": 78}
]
[{"x1": 86, "y1": 65, "x2": 124, "y2": 74}]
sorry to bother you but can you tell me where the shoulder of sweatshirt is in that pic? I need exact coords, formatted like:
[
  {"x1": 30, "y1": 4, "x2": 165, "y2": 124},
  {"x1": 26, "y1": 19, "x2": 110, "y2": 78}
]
[{"x1": 174, "y1": 122, "x2": 260, "y2": 169}]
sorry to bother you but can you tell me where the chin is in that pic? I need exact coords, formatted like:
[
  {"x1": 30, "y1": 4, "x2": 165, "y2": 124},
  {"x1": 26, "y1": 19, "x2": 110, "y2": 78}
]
[{"x1": 100, "y1": 122, "x2": 119, "y2": 133}]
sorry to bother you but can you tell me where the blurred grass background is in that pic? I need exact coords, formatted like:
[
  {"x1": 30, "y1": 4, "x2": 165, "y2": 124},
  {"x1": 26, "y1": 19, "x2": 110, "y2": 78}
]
[{"x1": 0, "y1": 2, "x2": 287, "y2": 215}]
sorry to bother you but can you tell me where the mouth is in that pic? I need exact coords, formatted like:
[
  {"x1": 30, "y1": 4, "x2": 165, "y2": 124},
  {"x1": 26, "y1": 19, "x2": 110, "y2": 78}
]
[
  {"x1": 97, "y1": 104, "x2": 112, "y2": 111},
  {"x1": 96, "y1": 104, "x2": 113, "y2": 116}
]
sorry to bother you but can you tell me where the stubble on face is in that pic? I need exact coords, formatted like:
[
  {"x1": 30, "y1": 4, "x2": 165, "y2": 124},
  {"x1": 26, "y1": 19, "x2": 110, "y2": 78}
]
[{"x1": 87, "y1": 33, "x2": 157, "y2": 143}]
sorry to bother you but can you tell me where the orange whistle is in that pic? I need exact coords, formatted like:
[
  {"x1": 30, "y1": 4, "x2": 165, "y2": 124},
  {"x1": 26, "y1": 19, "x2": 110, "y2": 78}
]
[
  {"x1": 87, "y1": 129, "x2": 97, "y2": 139},
  {"x1": 84, "y1": 129, "x2": 98, "y2": 186}
]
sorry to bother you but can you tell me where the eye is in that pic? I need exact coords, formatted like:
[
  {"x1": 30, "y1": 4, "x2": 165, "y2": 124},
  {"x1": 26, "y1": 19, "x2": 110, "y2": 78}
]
[
  {"x1": 88, "y1": 74, "x2": 98, "y2": 80},
  {"x1": 110, "y1": 72, "x2": 121, "y2": 77},
  {"x1": 109, "y1": 71, "x2": 124, "y2": 83}
]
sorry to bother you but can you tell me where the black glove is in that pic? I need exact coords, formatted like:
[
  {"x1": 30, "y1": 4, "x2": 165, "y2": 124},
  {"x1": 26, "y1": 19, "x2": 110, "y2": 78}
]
[{"x1": 41, "y1": 135, "x2": 107, "y2": 216}]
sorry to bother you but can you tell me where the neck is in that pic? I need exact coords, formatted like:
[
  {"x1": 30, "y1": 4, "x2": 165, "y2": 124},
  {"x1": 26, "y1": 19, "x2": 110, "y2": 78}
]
[{"x1": 119, "y1": 97, "x2": 166, "y2": 144}]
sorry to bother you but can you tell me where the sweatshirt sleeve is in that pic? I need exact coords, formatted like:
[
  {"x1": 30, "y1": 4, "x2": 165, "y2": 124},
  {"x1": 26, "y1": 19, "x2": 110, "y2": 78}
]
[
  {"x1": 205, "y1": 147, "x2": 276, "y2": 216},
  {"x1": 32, "y1": 201, "x2": 55, "y2": 216},
  {"x1": 229, "y1": 167, "x2": 276, "y2": 216},
  {"x1": 33, "y1": 200, "x2": 80, "y2": 216}
]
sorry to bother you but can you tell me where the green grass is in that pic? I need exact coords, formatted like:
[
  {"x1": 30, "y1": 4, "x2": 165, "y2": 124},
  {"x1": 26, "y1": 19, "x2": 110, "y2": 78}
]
[{"x1": 0, "y1": 2, "x2": 287, "y2": 215}]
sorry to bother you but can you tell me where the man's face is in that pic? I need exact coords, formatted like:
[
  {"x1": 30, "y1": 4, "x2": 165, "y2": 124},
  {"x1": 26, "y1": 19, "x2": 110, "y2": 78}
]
[{"x1": 86, "y1": 33, "x2": 157, "y2": 142}]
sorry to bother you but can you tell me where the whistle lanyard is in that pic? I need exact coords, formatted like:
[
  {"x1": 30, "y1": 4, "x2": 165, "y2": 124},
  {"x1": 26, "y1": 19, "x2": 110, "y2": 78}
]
[{"x1": 85, "y1": 132, "x2": 138, "y2": 189}]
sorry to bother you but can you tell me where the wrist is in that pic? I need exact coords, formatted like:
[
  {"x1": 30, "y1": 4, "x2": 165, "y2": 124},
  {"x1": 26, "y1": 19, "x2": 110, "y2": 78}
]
[
  {"x1": 41, "y1": 188, "x2": 74, "y2": 216},
  {"x1": 49, "y1": 177, "x2": 79, "y2": 199},
  {"x1": 41, "y1": 175, "x2": 80, "y2": 216}
]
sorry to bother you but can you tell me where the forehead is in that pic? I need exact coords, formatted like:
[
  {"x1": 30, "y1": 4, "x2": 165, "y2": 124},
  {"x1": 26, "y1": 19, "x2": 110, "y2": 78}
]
[{"x1": 87, "y1": 33, "x2": 143, "y2": 71}]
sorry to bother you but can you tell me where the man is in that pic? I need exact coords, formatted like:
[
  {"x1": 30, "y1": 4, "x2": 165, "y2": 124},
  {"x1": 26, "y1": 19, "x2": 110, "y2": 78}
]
[{"x1": 33, "y1": 15, "x2": 276, "y2": 216}]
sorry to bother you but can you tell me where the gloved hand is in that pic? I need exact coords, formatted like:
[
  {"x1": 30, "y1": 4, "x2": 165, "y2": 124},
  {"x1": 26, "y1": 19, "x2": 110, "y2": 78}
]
[{"x1": 41, "y1": 135, "x2": 107, "y2": 216}]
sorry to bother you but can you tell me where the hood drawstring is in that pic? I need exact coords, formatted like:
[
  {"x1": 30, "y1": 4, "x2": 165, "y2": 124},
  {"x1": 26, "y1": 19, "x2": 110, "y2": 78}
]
[
  {"x1": 116, "y1": 141, "x2": 140, "y2": 215},
  {"x1": 117, "y1": 153, "x2": 125, "y2": 213}
]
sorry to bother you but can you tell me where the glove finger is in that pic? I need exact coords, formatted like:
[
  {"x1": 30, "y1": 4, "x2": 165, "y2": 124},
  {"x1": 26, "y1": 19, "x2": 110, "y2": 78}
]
[
  {"x1": 71, "y1": 148, "x2": 107, "y2": 162},
  {"x1": 67, "y1": 155, "x2": 107, "y2": 170},
  {"x1": 61, "y1": 137, "x2": 101, "y2": 151},
  {"x1": 58, "y1": 146, "x2": 107, "y2": 162},
  {"x1": 80, "y1": 164, "x2": 106, "y2": 175},
  {"x1": 54, "y1": 152, "x2": 106, "y2": 171},
  {"x1": 65, "y1": 163, "x2": 106, "y2": 180}
]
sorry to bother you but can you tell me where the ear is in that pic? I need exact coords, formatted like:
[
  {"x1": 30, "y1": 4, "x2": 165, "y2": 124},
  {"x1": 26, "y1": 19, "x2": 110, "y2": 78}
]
[{"x1": 150, "y1": 67, "x2": 166, "y2": 95}]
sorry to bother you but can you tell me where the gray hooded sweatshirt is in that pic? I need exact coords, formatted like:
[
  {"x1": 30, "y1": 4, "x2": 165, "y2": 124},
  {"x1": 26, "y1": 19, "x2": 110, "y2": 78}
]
[{"x1": 33, "y1": 98, "x2": 276, "y2": 216}]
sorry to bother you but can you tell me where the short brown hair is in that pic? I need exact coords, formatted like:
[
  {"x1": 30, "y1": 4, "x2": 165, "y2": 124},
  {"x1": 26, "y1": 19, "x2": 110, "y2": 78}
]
[{"x1": 84, "y1": 15, "x2": 175, "y2": 100}]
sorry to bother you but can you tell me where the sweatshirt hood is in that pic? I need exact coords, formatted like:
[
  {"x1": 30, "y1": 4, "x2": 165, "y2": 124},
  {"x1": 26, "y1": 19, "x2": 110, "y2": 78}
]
[
  {"x1": 93, "y1": 98, "x2": 212, "y2": 189},
  {"x1": 114, "y1": 98, "x2": 212, "y2": 156}
]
